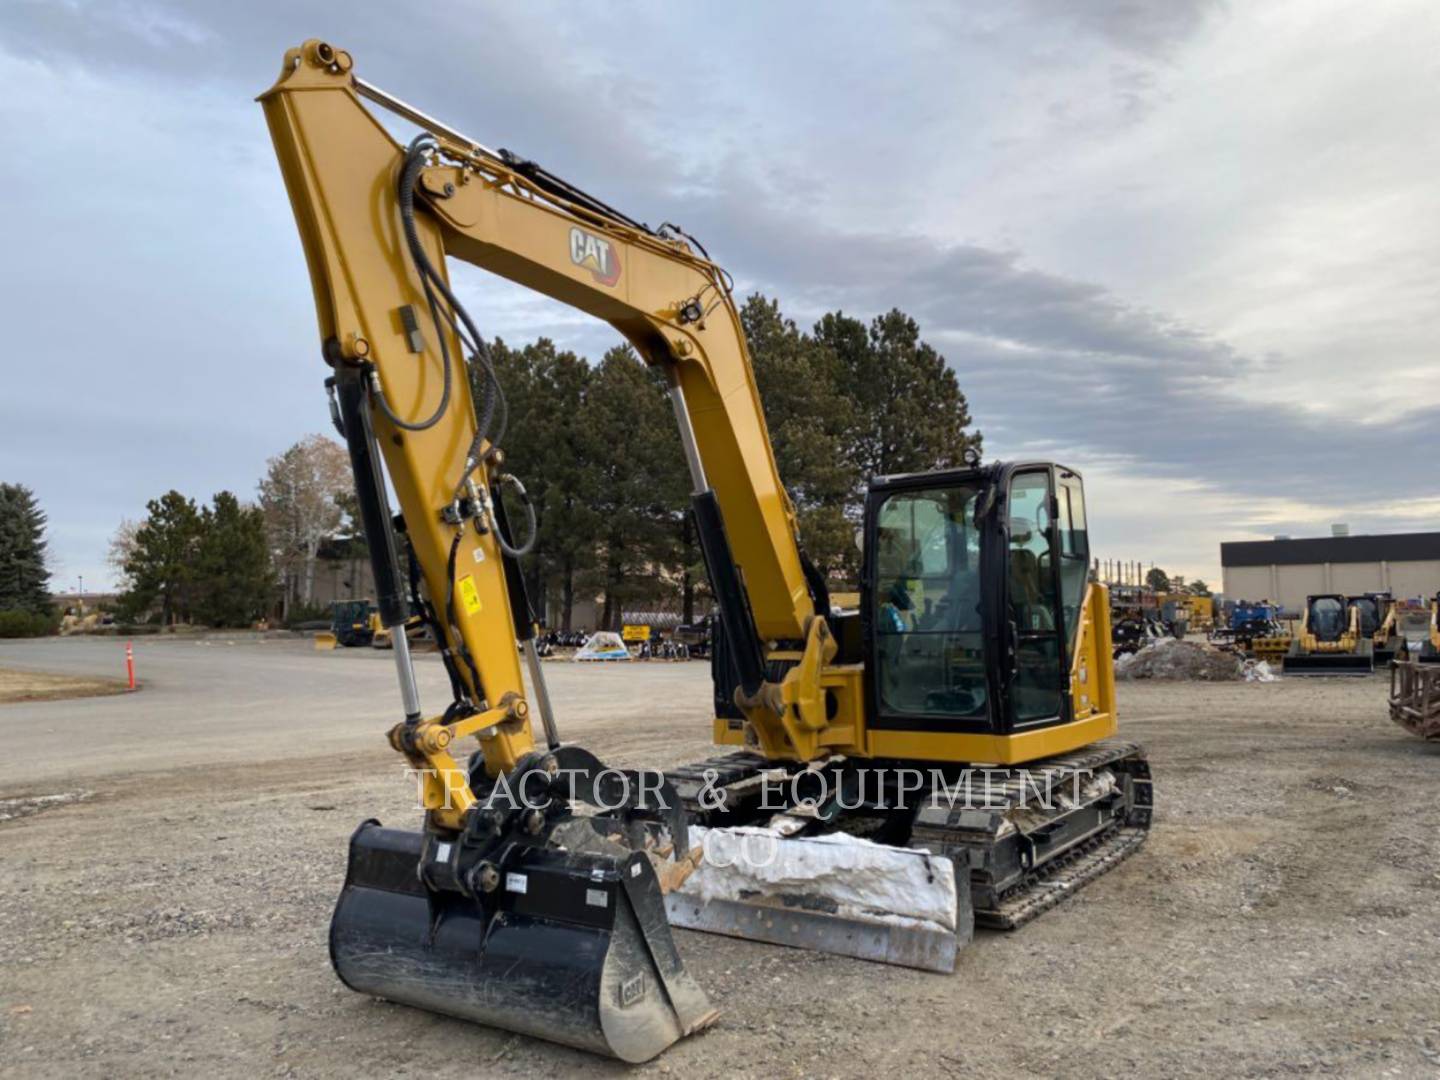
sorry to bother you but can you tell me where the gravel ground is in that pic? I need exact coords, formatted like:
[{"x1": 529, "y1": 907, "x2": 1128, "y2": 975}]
[{"x1": 2, "y1": 638, "x2": 1439, "y2": 1078}]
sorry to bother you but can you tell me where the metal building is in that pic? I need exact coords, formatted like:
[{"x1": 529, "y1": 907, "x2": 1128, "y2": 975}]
[{"x1": 1220, "y1": 531, "x2": 1440, "y2": 612}]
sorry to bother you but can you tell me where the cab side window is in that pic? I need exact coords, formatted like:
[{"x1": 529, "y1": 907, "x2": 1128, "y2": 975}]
[
  {"x1": 1056, "y1": 471, "x2": 1089, "y2": 650},
  {"x1": 1007, "y1": 470, "x2": 1063, "y2": 724}
]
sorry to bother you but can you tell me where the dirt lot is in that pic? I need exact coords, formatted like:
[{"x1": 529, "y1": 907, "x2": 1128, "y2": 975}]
[{"x1": 2, "y1": 637, "x2": 1440, "y2": 1078}]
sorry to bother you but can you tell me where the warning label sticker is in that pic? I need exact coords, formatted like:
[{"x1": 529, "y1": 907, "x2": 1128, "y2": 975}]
[{"x1": 459, "y1": 575, "x2": 482, "y2": 615}]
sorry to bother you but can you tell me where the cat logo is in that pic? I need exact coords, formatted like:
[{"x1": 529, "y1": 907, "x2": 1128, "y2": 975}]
[{"x1": 569, "y1": 227, "x2": 621, "y2": 287}]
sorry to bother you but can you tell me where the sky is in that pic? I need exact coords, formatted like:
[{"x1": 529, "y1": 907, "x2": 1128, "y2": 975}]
[{"x1": 2, "y1": 0, "x2": 1436, "y2": 592}]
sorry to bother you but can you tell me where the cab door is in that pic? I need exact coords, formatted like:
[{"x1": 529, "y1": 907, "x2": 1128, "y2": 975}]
[{"x1": 1004, "y1": 467, "x2": 1067, "y2": 727}]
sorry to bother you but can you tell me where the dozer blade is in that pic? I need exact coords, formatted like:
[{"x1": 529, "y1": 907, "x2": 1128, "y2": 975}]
[
  {"x1": 1281, "y1": 652, "x2": 1373, "y2": 676},
  {"x1": 314, "y1": 631, "x2": 338, "y2": 650},
  {"x1": 664, "y1": 826, "x2": 965, "y2": 973},
  {"x1": 330, "y1": 822, "x2": 717, "y2": 1063}
]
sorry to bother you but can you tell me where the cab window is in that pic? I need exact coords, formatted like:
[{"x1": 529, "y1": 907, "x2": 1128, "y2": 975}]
[
  {"x1": 1056, "y1": 471, "x2": 1089, "y2": 650},
  {"x1": 1007, "y1": 470, "x2": 1063, "y2": 724},
  {"x1": 873, "y1": 484, "x2": 987, "y2": 718}
]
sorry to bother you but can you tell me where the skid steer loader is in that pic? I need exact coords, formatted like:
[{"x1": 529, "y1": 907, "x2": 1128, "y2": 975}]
[
  {"x1": 1282, "y1": 594, "x2": 1373, "y2": 676},
  {"x1": 1349, "y1": 593, "x2": 1402, "y2": 666}
]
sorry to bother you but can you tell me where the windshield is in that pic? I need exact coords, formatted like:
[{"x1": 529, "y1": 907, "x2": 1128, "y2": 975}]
[
  {"x1": 873, "y1": 483, "x2": 987, "y2": 718},
  {"x1": 1310, "y1": 597, "x2": 1346, "y2": 641},
  {"x1": 1350, "y1": 598, "x2": 1379, "y2": 636}
]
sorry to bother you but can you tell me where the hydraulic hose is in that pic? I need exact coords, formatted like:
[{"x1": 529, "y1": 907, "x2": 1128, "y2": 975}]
[
  {"x1": 369, "y1": 139, "x2": 453, "y2": 432},
  {"x1": 493, "y1": 474, "x2": 538, "y2": 559}
]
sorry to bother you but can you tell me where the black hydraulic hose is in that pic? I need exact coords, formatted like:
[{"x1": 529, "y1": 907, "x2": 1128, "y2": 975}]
[
  {"x1": 393, "y1": 136, "x2": 515, "y2": 503},
  {"x1": 369, "y1": 139, "x2": 455, "y2": 432},
  {"x1": 443, "y1": 526, "x2": 484, "y2": 701},
  {"x1": 493, "y1": 474, "x2": 538, "y2": 559},
  {"x1": 407, "y1": 539, "x2": 466, "y2": 703}
]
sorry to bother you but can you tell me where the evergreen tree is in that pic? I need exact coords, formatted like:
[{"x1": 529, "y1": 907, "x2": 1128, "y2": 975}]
[
  {"x1": 481, "y1": 338, "x2": 599, "y2": 631},
  {"x1": 1146, "y1": 567, "x2": 1171, "y2": 592},
  {"x1": 463, "y1": 299, "x2": 982, "y2": 623},
  {"x1": 576, "y1": 346, "x2": 688, "y2": 629},
  {"x1": 815, "y1": 308, "x2": 981, "y2": 482},
  {"x1": 193, "y1": 492, "x2": 273, "y2": 627},
  {"x1": 121, "y1": 491, "x2": 201, "y2": 624},
  {"x1": 741, "y1": 295, "x2": 859, "y2": 577},
  {"x1": 0, "y1": 483, "x2": 52, "y2": 614}
]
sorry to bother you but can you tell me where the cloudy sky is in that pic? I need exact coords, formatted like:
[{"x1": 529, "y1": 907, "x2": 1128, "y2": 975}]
[{"x1": 3, "y1": 0, "x2": 1436, "y2": 592}]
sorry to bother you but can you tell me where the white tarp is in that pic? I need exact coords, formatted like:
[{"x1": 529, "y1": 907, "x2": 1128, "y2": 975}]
[
  {"x1": 675, "y1": 825, "x2": 957, "y2": 933},
  {"x1": 573, "y1": 631, "x2": 631, "y2": 661}
]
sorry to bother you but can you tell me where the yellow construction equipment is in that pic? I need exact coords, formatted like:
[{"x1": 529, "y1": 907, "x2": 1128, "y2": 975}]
[
  {"x1": 1282, "y1": 594, "x2": 1373, "y2": 676},
  {"x1": 1180, "y1": 593, "x2": 1214, "y2": 632},
  {"x1": 261, "y1": 40, "x2": 1151, "y2": 1062},
  {"x1": 1348, "y1": 592, "x2": 1402, "y2": 666},
  {"x1": 313, "y1": 599, "x2": 377, "y2": 649}
]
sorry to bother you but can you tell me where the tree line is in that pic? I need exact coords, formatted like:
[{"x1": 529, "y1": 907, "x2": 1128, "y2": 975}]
[
  {"x1": 99, "y1": 294, "x2": 978, "y2": 630},
  {"x1": 487, "y1": 294, "x2": 980, "y2": 630},
  {"x1": 109, "y1": 435, "x2": 357, "y2": 627}
]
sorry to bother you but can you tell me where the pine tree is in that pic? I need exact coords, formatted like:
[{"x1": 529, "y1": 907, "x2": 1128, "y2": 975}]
[
  {"x1": 121, "y1": 491, "x2": 202, "y2": 624},
  {"x1": 576, "y1": 346, "x2": 689, "y2": 629},
  {"x1": 815, "y1": 308, "x2": 981, "y2": 482},
  {"x1": 0, "y1": 483, "x2": 52, "y2": 615},
  {"x1": 741, "y1": 296, "x2": 859, "y2": 577},
  {"x1": 193, "y1": 492, "x2": 273, "y2": 627}
]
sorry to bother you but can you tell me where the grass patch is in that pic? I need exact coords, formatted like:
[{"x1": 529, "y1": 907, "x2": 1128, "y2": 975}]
[{"x1": 0, "y1": 667, "x2": 131, "y2": 704}]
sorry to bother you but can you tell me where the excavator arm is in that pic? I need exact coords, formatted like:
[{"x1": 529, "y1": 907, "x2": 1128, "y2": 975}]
[{"x1": 260, "y1": 41, "x2": 841, "y2": 799}]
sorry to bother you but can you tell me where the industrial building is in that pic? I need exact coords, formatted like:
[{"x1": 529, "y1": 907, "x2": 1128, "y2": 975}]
[{"x1": 1220, "y1": 530, "x2": 1440, "y2": 612}]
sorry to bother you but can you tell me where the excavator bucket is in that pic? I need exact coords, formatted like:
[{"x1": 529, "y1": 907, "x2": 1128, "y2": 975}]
[
  {"x1": 313, "y1": 631, "x2": 337, "y2": 650},
  {"x1": 330, "y1": 822, "x2": 717, "y2": 1064}
]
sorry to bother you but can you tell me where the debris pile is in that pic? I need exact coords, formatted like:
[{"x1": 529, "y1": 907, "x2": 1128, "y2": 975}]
[
  {"x1": 1115, "y1": 638, "x2": 1244, "y2": 681},
  {"x1": 1242, "y1": 659, "x2": 1279, "y2": 683}
]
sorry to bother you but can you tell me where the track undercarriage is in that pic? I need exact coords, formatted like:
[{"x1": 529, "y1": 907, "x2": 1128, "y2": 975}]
[{"x1": 665, "y1": 738, "x2": 1152, "y2": 938}]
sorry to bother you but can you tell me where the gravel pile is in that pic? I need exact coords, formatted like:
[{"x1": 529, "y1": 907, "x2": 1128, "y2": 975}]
[{"x1": 1115, "y1": 637, "x2": 1244, "y2": 681}]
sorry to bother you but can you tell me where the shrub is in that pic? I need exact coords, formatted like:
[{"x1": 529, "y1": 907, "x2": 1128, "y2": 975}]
[{"x1": 0, "y1": 608, "x2": 56, "y2": 638}]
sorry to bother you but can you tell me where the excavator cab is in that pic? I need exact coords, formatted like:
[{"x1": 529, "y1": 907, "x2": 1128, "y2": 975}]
[{"x1": 863, "y1": 462, "x2": 1092, "y2": 738}]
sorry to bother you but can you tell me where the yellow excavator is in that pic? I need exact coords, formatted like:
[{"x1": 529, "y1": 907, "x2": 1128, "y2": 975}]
[{"x1": 261, "y1": 41, "x2": 1152, "y2": 1062}]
